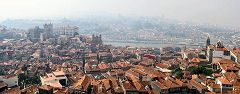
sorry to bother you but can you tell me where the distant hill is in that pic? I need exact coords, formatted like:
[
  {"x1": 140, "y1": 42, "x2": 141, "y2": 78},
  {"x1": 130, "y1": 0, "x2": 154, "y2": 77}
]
[{"x1": 0, "y1": 15, "x2": 238, "y2": 43}]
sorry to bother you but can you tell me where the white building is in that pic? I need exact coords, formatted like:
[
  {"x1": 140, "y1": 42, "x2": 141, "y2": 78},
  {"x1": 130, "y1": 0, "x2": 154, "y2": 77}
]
[
  {"x1": 0, "y1": 74, "x2": 18, "y2": 87},
  {"x1": 40, "y1": 71, "x2": 67, "y2": 89},
  {"x1": 52, "y1": 71, "x2": 68, "y2": 86},
  {"x1": 53, "y1": 25, "x2": 79, "y2": 36},
  {"x1": 216, "y1": 77, "x2": 233, "y2": 93}
]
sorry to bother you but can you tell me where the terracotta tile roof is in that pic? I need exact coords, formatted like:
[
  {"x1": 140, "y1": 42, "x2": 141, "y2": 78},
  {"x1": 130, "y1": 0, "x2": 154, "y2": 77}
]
[
  {"x1": 208, "y1": 83, "x2": 220, "y2": 89},
  {"x1": 49, "y1": 82, "x2": 62, "y2": 89},
  {"x1": 126, "y1": 69, "x2": 140, "y2": 77},
  {"x1": 233, "y1": 82, "x2": 240, "y2": 91},
  {"x1": 21, "y1": 85, "x2": 38, "y2": 94},
  {"x1": 212, "y1": 73, "x2": 222, "y2": 78},
  {"x1": 208, "y1": 45, "x2": 215, "y2": 49},
  {"x1": 1, "y1": 87, "x2": 21, "y2": 94},
  {"x1": 92, "y1": 83, "x2": 107, "y2": 94},
  {"x1": 148, "y1": 90, "x2": 159, "y2": 94},
  {"x1": 54, "y1": 90, "x2": 66, "y2": 94},
  {"x1": 73, "y1": 75, "x2": 92, "y2": 91},
  {"x1": 101, "y1": 79, "x2": 111, "y2": 90},
  {"x1": 116, "y1": 61, "x2": 131, "y2": 68},
  {"x1": 191, "y1": 58, "x2": 200, "y2": 63},
  {"x1": 205, "y1": 92, "x2": 216, "y2": 94},
  {"x1": 132, "y1": 81, "x2": 146, "y2": 92},
  {"x1": 215, "y1": 47, "x2": 228, "y2": 51},
  {"x1": 153, "y1": 81, "x2": 168, "y2": 89},
  {"x1": 140, "y1": 61, "x2": 153, "y2": 66},
  {"x1": 190, "y1": 79, "x2": 207, "y2": 89},
  {"x1": 123, "y1": 81, "x2": 136, "y2": 90},
  {"x1": 160, "y1": 79, "x2": 180, "y2": 89},
  {"x1": 224, "y1": 72, "x2": 238, "y2": 81},
  {"x1": 98, "y1": 63, "x2": 110, "y2": 70},
  {"x1": 110, "y1": 78, "x2": 124, "y2": 93},
  {"x1": 126, "y1": 73, "x2": 139, "y2": 82},
  {"x1": 212, "y1": 58, "x2": 222, "y2": 64},
  {"x1": 109, "y1": 69, "x2": 125, "y2": 76},
  {"x1": 217, "y1": 77, "x2": 232, "y2": 85},
  {"x1": 175, "y1": 79, "x2": 184, "y2": 86},
  {"x1": 38, "y1": 85, "x2": 53, "y2": 91},
  {"x1": 131, "y1": 68, "x2": 147, "y2": 76},
  {"x1": 155, "y1": 63, "x2": 169, "y2": 69},
  {"x1": 227, "y1": 90, "x2": 240, "y2": 94},
  {"x1": 135, "y1": 65, "x2": 145, "y2": 69},
  {"x1": 217, "y1": 59, "x2": 240, "y2": 71},
  {"x1": 111, "y1": 62, "x2": 121, "y2": 69}
]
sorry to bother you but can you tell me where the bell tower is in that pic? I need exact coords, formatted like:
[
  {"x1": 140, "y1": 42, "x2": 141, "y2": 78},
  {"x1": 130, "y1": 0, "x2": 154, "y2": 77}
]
[{"x1": 206, "y1": 34, "x2": 210, "y2": 48}]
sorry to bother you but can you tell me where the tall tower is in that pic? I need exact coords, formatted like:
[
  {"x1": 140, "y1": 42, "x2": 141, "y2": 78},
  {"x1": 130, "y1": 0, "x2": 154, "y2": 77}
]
[
  {"x1": 99, "y1": 34, "x2": 103, "y2": 45},
  {"x1": 208, "y1": 49, "x2": 213, "y2": 63},
  {"x1": 92, "y1": 34, "x2": 95, "y2": 43},
  {"x1": 29, "y1": 26, "x2": 43, "y2": 43},
  {"x1": 43, "y1": 23, "x2": 53, "y2": 39},
  {"x1": 206, "y1": 34, "x2": 210, "y2": 48}
]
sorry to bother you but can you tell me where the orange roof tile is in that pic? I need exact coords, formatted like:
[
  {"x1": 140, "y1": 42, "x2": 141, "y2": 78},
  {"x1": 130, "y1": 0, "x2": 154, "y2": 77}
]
[
  {"x1": 132, "y1": 81, "x2": 146, "y2": 91},
  {"x1": 74, "y1": 75, "x2": 92, "y2": 91},
  {"x1": 38, "y1": 85, "x2": 53, "y2": 91},
  {"x1": 101, "y1": 79, "x2": 111, "y2": 90},
  {"x1": 153, "y1": 81, "x2": 168, "y2": 89},
  {"x1": 123, "y1": 81, "x2": 136, "y2": 90},
  {"x1": 155, "y1": 63, "x2": 169, "y2": 68},
  {"x1": 208, "y1": 83, "x2": 220, "y2": 89},
  {"x1": 217, "y1": 77, "x2": 232, "y2": 85},
  {"x1": 191, "y1": 58, "x2": 200, "y2": 63},
  {"x1": 1, "y1": 87, "x2": 21, "y2": 94},
  {"x1": 49, "y1": 82, "x2": 62, "y2": 89}
]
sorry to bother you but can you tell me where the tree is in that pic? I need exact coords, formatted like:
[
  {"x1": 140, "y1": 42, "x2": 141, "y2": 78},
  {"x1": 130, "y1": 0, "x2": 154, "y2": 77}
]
[
  {"x1": 132, "y1": 54, "x2": 138, "y2": 59},
  {"x1": 188, "y1": 65, "x2": 213, "y2": 76},
  {"x1": 171, "y1": 67, "x2": 183, "y2": 78},
  {"x1": 203, "y1": 69, "x2": 213, "y2": 76}
]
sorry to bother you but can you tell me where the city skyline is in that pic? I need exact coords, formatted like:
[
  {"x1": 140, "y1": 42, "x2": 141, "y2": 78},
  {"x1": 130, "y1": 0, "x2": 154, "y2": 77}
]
[{"x1": 1, "y1": 1, "x2": 240, "y2": 93}]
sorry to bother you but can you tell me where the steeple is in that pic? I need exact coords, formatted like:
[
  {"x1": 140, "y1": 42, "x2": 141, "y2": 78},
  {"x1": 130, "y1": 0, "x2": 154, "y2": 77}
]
[{"x1": 206, "y1": 34, "x2": 210, "y2": 48}]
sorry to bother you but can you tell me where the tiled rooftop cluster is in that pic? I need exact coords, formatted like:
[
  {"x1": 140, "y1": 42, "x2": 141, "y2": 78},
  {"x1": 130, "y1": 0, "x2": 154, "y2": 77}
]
[{"x1": 1, "y1": 24, "x2": 240, "y2": 94}]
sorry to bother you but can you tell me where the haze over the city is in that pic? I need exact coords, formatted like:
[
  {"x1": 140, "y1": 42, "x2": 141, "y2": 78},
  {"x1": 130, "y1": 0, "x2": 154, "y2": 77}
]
[
  {"x1": 2, "y1": 0, "x2": 240, "y2": 94},
  {"x1": 0, "y1": 0, "x2": 240, "y2": 28}
]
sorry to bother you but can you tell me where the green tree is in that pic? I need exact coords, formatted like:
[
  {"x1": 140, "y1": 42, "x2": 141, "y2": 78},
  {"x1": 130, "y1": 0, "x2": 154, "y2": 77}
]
[
  {"x1": 188, "y1": 65, "x2": 213, "y2": 76},
  {"x1": 132, "y1": 54, "x2": 138, "y2": 59},
  {"x1": 171, "y1": 67, "x2": 183, "y2": 78}
]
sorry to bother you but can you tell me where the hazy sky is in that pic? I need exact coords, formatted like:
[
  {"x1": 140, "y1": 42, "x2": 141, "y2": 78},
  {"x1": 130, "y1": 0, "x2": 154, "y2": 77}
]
[{"x1": 0, "y1": 0, "x2": 240, "y2": 27}]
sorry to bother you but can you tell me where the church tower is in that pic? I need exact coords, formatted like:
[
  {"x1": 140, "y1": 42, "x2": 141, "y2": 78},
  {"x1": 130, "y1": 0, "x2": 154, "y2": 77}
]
[
  {"x1": 43, "y1": 23, "x2": 53, "y2": 39},
  {"x1": 206, "y1": 34, "x2": 210, "y2": 48}
]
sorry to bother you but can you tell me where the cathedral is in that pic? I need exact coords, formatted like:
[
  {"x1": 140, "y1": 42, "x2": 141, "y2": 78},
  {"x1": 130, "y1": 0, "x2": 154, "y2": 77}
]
[{"x1": 91, "y1": 34, "x2": 103, "y2": 45}]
